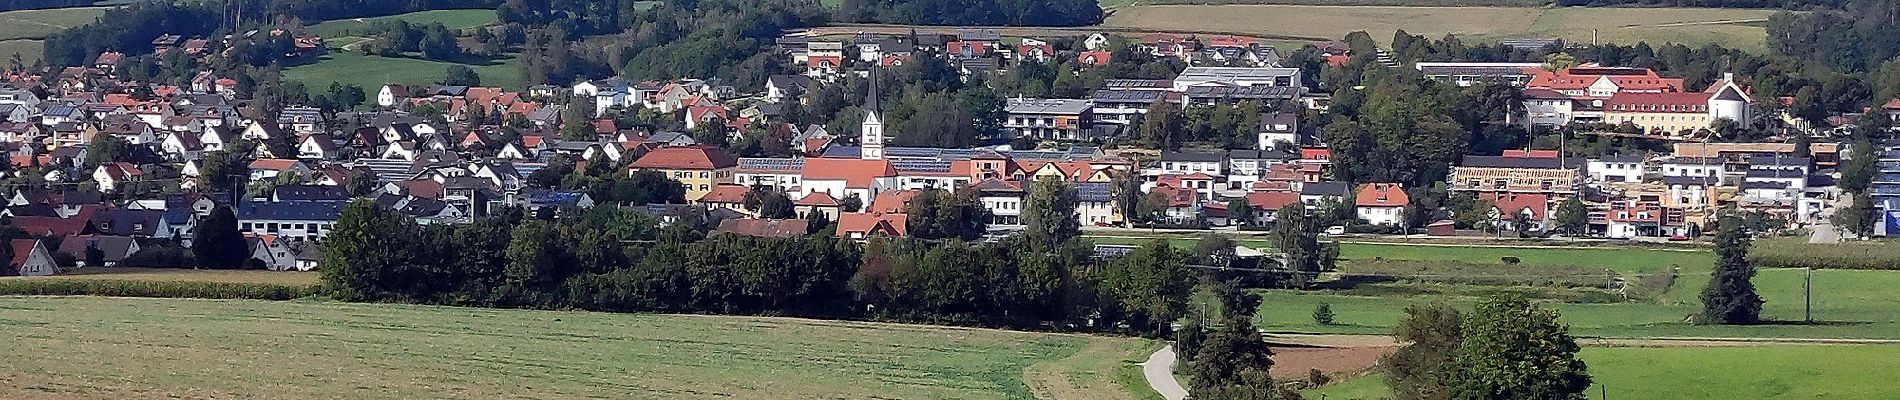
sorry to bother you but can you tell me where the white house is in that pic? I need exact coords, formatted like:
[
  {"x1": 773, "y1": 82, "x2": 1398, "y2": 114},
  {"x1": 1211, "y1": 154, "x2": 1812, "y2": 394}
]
[
  {"x1": 1354, "y1": 183, "x2": 1409, "y2": 227},
  {"x1": 1587, "y1": 154, "x2": 1646, "y2": 184},
  {"x1": 7, "y1": 239, "x2": 58, "y2": 276}
]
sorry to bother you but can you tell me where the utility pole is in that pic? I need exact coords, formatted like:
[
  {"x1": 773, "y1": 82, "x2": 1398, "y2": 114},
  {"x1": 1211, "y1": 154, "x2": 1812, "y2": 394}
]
[{"x1": 1804, "y1": 267, "x2": 1813, "y2": 323}]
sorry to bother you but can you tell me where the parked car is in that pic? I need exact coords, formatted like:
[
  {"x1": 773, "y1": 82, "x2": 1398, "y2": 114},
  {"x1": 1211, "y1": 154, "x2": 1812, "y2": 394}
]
[{"x1": 1324, "y1": 225, "x2": 1346, "y2": 235}]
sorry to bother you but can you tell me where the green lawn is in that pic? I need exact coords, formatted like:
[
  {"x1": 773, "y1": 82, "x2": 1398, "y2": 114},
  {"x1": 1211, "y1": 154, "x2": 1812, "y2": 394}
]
[
  {"x1": 0, "y1": 7, "x2": 106, "y2": 41},
  {"x1": 0, "y1": 296, "x2": 1157, "y2": 399},
  {"x1": 306, "y1": 9, "x2": 499, "y2": 38},
  {"x1": 1087, "y1": 235, "x2": 1900, "y2": 339},
  {"x1": 283, "y1": 51, "x2": 523, "y2": 91},
  {"x1": 0, "y1": 39, "x2": 44, "y2": 65},
  {"x1": 1307, "y1": 345, "x2": 1900, "y2": 400}
]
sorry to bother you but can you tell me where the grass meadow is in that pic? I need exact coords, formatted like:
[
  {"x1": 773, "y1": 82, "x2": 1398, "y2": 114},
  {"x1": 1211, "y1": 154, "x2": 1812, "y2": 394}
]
[
  {"x1": 305, "y1": 9, "x2": 499, "y2": 38},
  {"x1": 0, "y1": 296, "x2": 1158, "y2": 399},
  {"x1": 1087, "y1": 235, "x2": 1900, "y2": 339},
  {"x1": 0, "y1": 7, "x2": 105, "y2": 41},
  {"x1": 1099, "y1": 5, "x2": 1775, "y2": 51},
  {"x1": 1306, "y1": 345, "x2": 1900, "y2": 399},
  {"x1": 283, "y1": 51, "x2": 524, "y2": 92}
]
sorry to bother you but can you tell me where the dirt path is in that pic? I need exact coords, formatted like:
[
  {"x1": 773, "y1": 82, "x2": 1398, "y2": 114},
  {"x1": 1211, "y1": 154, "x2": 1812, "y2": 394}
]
[{"x1": 1139, "y1": 345, "x2": 1188, "y2": 400}]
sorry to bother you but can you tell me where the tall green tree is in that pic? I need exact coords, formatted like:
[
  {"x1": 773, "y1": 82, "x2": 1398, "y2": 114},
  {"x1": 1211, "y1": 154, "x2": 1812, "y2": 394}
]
[
  {"x1": 1022, "y1": 177, "x2": 1080, "y2": 250},
  {"x1": 1227, "y1": 198, "x2": 1255, "y2": 227},
  {"x1": 1701, "y1": 212, "x2": 1764, "y2": 325},
  {"x1": 1269, "y1": 202, "x2": 1320, "y2": 286},
  {"x1": 1552, "y1": 197, "x2": 1588, "y2": 236},
  {"x1": 1448, "y1": 295, "x2": 1591, "y2": 400},
  {"x1": 190, "y1": 205, "x2": 248, "y2": 269},
  {"x1": 319, "y1": 200, "x2": 416, "y2": 299},
  {"x1": 1383, "y1": 303, "x2": 1464, "y2": 400},
  {"x1": 1097, "y1": 240, "x2": 1193, "y2": 334}
]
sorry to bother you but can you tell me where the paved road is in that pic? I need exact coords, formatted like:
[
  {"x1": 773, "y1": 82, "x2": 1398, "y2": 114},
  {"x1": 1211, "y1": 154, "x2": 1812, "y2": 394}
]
[
  {"x1": 1141, "y1": 345, "x2": 1188, "y2": 400},
  {"x1": 1811, "y1": 188, "x2": 1847, "y2": 244}
]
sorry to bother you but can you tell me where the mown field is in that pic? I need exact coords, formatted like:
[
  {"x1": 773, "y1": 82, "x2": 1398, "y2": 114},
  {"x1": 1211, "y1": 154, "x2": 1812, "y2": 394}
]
[
  {"x1": 0, "y1": 296, "x2": 1157, "y2": 399},
  {"x1": 1088, "y1": 235, "x2": 1900, "y2": 339},
  {"x1": 1307, "y1": 344, "x2": 1900, "y2": 399},
  {"x1": 0, "y1": 6, "x2": 108, "y2": 64},
  {"x1": 1099, "y1": 5, "x2": 1775, "y2": 51},
  {"x1": 283, "y1": 51, "x2": 523, "y2": 92},
  {"x1": 0, "y1": 6, "x2": 105, "y2": 41},
  {"x1": 305, "y1": 9, "x2": 499, "y2": 38}
]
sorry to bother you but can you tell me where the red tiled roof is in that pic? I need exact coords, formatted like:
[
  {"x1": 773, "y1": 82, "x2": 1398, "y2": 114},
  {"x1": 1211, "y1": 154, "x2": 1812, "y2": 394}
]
[
  {"x1": 795, "y1": 191, "x2": 841, "y2": 207},
  {"x1": 1604, "y1": 91, "x2": 1712, "y2": 113},
  {"x1": 1247, "y1": 191, "x2": 1300, "y2": 210},
  {"x1": 700, "y1": 184, "x2": 751, "y2": 204},
  {"x1": 630, "y1": 146, "x2": 737, "y2": 170},
  {"x1": 1077, "y1": 51, "x2": 1111, "y2": 67},
  {"x1": 1354, "y1": 183, "x2": 1408, "y2": 208},
  {"x1": 835, "y1": 212, "x2": 907, "y2": 238},
  {"x1": 1301, "y1": 148, "x2": 1331, "y2": 161},
  {"x1": 393, "y1": 179, "x2": 443, "y2": 199},
  {"x1": 1483, "y1": 193, "x2": 1549, "y2": 220},
  {"x1": 9, "y1": 239, "x2": 38, "y2": 270},
  {"x1": 1882, "y1": 98, "x2": 1900, "y2": 111},
  {"x1": 867, "y1": 189, "x2": 921, "y2": 215},
  {"x1": 1152, "y1": 184, "x2": 1197, "y2": 207},
  {"x1": 13, "y1": 216, "x2": 89, "y2": 237},
  {"x1": 801, "y1": 157, "x2": 895, "y2": 187},
  {"x1": 1500, "y1": 149, "x2": 1559, "y2": 158},
  {"x1": 248, "y1": 158, "x2": 302, "y2": 171}
]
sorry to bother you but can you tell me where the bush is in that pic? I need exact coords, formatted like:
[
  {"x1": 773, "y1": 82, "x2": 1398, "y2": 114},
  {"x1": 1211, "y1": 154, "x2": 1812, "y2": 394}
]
[
  {"x1": 1501, "y1": 256, "x2": 1521, "y2": 265},
  {"x1": 1313, "y1": 302, "x2": 1335, "y2": 325},
  {"x1": 0, "y1": 279, "x2": 317, "y2": 300},
  {"x1": 122, "y1": 245, "x2": 196, "y2": 268}
]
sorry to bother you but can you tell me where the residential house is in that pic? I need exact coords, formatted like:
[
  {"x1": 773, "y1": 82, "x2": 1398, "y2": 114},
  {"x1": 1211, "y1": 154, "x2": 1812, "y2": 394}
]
[
  {"x1": 713, "y1": 218, "x2": 810, "y2": 238},
  {"x1": 1587, "y1": 154, "x2": 1646, "y2": 184},
  {"x1": 8, "y1": 239, "x2": 58, "y2": 276},
  {"x1": 835, "y1": 212, "x2": 907, "y2": 240},
  {"x1": 1004, "y1": 98, "x2": 1095, "y2": 141},
  {"x1": 1354, "y1": 183, "x2": 1409, "y2": 227},
  {"x1": 55, "y1": 235, "x2": 140, "y2": 267},
  {"x1": 627, "y1": 146, "x2": 739, "y2": 201}
]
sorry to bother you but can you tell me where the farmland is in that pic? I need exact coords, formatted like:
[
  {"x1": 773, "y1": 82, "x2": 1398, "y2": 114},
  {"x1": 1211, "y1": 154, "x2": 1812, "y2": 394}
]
[
  {"x1": 0, "y1": 6, "x2": 108, "y2": 64},
  {"x1": 1088, "y1": 235, "x2": 1900, "y2": 339},
  {"x1": 305, "y1": 9, "x2": 500, "y2": 38},
  {"x1": 1099, "y1": 5, "x2": 1775, "y2": 51},
  {"x1": 283, "y1": 52, "x2": 524, "y2": 92},
  {"x1": 0, "y1": 296, "x2": 1157, "y2": 399},
  {"x1": 1307, "y1": 345, "x2": 1900, "y2": 399}
]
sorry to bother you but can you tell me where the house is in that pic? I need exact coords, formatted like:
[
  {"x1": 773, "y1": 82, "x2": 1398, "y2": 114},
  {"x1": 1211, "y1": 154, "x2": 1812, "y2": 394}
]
[
  {"x1": 1088, "y1": 89, "x2": 1167, "y2": 124},
  {"x1": 8, "y1": 239, "x2": 58, "y2": 276},
  {"x1": 378, "y1": 84, "x2": 411, "y2": 108},
  {"x1": 697, "y1": 184, "x2": 752, "y2": 212},
  {"x1": 1450, "y1": 154, "x2": 1583, "y2": 199},
  {"x1": 1482, "y1": 192, "x2": 1550, "y2": 232},
  {"x1": 1587, "y1": 154, "x2": 1646, "y2": 184},
  {"x1": 234, "y1": 200, "x2": 345, "y2": 240},
  {"x1": 246, "y1": 234, "x2": 297, "y2": 271},
  {"x1": 713, "y1": 218, "x2": 810, "y2": 238},
  {"x1": 765, "y1": 75, "x2": 816, "y2": 103},
  {"x1": 793, "y1": 191, "x2": 842, "y2": 220},
  {"x1": 1255, "y1": 112, "x2": 1300, "y2": 150},
  {"x1": 799, "y1": 157, "x2": 898, "y2": 205},
  {"x1": 1076, "y1": 181, "x2": 1120, "y2": 227},
  {"x1": 1172, "y1": 66, "x2": 1301, "y2": 90},
  {"x1": 248, "y1": 158, "x2": 311, "y2": 181},
  {"x1": 91, "y1": 162, "x2": 144, "y2": 192},
  {"x1": 627, "y1": 146, "x2": 739, "y2": 201},
  {"x1": 1414, "y1": 62, "x2": 1542, "y2": 87},
  {"x1": 298, "y1": 134, "x2": 340, "y2": 160},
  {"x1": 1354, "y1": 183, "x2": 1409, "y2": 227},
  {"x1": 1003, "y1": 98, "x2": 1095, "y2": 141},
  {"x1": 55, "y1": 235, "x2": 141, "y2": 267},
  {"x1": 835, "y1": 212, "x2": 907, "y2": 240}
]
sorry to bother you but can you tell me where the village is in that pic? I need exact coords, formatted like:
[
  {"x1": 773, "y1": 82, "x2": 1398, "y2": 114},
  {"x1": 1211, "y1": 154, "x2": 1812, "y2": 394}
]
[{"x1": 2, "y1": 26, "x2": 1898, "y2": 275}]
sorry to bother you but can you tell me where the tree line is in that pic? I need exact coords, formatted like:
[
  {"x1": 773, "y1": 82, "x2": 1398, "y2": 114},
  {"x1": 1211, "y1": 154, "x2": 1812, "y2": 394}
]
[{"x1": 320, "y1": 178, "x2": 1198, "y2": 333}]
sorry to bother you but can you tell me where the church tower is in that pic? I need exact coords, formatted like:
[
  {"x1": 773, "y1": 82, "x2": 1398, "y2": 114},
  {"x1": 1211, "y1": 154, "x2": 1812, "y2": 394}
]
[{"x1": 860, "y1": 66, "x2": 885, "y2": 160}]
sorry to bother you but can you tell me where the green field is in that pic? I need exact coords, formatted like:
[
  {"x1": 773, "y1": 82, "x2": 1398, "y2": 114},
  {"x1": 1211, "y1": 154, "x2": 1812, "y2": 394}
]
[
  {"x1": 0, "y1": 7, "x2": 105, "y2": 41},
  {"x1": 1100, "y1": 5, "x2": 1775, "y2": 52},
  {"x1": 0, "y1": 39, "x2": 43, "y2": 65},
  {"x1": 306, "y1": 9, "x2": 499, "y2": 38},
  {"x1": 283, "y1": 51, "x2": 523, "y2": 91},
  {"x1": 0, "y1": 296, "x2": 1156, "y2": 399},
  {"x1": 1088, "y1": 235, "x2": 1900, "y2": 339},
  {"x1": 1307, "y1": 345, "x2": 1900, "y2": 399}
]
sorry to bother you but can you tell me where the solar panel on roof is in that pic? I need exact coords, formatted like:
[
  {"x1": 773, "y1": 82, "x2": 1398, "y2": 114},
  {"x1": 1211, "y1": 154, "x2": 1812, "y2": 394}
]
[{"x1": 891, "y1": 160, "x2": 953, "y2": 173}]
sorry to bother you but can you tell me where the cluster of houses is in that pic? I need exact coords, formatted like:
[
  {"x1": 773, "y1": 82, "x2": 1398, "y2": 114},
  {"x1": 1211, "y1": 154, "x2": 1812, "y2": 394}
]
[{"x1": 7, "y1": 28, "x2": 1900, "y2": 276}]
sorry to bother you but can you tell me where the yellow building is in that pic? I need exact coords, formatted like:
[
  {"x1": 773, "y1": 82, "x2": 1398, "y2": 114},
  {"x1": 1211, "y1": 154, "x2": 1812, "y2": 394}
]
[{"x1": 627, "y1": 146, "x2": 738, "y2": 201}]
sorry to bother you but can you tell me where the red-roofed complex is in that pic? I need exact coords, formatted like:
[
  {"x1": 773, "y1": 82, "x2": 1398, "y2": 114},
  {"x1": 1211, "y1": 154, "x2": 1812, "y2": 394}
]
[{"x1": 629, "y1": 146, "x2": 738, "y2": 201}]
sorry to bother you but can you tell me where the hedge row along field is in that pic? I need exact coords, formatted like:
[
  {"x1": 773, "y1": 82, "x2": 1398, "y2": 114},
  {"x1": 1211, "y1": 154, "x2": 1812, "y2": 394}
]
[{"x1": 0, "y1": 279, "x2": 317, "y2": 300}]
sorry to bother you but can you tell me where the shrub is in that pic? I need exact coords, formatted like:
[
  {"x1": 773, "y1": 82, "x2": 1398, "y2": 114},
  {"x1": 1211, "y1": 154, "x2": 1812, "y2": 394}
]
[
  {"x1": 1501, "y1": 256, "x2": 1521, "y2": 265},
  {"x1": 0, "y1": 279, "x2": 317, "y2": 300},
  {"x1": 1313, "y1": 302, "x2": 1335, "y2": 325}
]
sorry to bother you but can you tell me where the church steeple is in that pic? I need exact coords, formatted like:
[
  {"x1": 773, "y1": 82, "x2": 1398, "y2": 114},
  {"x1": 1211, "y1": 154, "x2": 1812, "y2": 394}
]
[{"x1": 860, "y1": 66, "x2": 885, "y2": 160}]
